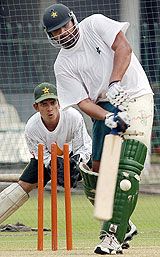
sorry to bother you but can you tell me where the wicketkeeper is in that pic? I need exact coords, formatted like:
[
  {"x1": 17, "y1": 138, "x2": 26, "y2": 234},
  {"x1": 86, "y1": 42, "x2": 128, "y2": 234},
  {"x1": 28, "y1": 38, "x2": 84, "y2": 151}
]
[{"x1": 0, "y1": 82, "x2": 92, "y2": 225}]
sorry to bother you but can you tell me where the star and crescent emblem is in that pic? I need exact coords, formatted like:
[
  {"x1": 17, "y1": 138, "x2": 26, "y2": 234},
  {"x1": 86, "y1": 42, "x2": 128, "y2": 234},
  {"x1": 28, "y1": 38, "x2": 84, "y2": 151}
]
[
  {"x1": 51, "y1": 11, "x2": 58, "y2": 18},
  {"x1": 42, "y1": 87, "x2": 50, "y2": 94}
]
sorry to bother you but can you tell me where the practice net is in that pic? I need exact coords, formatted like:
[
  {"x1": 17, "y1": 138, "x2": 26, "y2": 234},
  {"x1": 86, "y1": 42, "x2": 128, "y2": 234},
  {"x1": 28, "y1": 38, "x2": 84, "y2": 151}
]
[{"x1": 0, "y1": 0, "x2": 160, "y2": 253}]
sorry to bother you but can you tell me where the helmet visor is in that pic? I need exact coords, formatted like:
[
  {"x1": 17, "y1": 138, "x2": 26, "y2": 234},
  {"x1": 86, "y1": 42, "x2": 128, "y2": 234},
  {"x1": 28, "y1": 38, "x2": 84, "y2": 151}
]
[{"x1": 49, "y1": 22, "x2": 79, "y2": 49}]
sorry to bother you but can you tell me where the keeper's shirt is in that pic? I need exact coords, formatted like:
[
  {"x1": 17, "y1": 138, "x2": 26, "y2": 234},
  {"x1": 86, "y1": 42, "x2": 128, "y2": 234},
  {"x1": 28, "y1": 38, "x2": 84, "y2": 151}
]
[
  {"x1": 25, "y1": 107, "x2": 92, "y2": 167},
  {"x1": 54, "y1": 14, "x2": 153, "y2": 110}
]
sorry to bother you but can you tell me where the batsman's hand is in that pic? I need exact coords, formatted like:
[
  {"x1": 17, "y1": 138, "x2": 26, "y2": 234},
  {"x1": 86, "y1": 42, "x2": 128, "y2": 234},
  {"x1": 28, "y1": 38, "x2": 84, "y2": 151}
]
[
  {"x1": 106, "y1": 81, "x2": 129, "y2": 111},
  {"x1": 105, "y1": 113, "x2": 117, "y2": 129},
  {"x1": 105, "y1": 111, "x2": 131, "y2": 133},
  {"x1": 116, "y1": 111, "x2": 131, "y2": 133}
]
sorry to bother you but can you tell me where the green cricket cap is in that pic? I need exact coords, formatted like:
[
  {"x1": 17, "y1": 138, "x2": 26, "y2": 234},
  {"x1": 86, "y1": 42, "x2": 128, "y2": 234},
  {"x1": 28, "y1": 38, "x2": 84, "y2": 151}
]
[{"x1": 34, "y1": 82, "x2": 58, "y2": 103}]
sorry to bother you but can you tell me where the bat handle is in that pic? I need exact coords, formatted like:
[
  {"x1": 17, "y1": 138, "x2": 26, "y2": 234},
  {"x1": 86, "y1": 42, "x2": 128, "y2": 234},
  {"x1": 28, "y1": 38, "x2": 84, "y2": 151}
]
[{"x1": 111, "y1": 128, "x2": 118, "y2": 135}]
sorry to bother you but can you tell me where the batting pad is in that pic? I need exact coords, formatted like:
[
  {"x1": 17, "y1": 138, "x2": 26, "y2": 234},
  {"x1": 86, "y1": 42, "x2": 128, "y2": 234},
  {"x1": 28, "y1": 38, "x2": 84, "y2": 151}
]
[
  {"x1": 101, "y1": 139, "x2": 147, "y2": 243},
  {"x1": 0, "y1": 183, "x2": 29, "y2": 224}
]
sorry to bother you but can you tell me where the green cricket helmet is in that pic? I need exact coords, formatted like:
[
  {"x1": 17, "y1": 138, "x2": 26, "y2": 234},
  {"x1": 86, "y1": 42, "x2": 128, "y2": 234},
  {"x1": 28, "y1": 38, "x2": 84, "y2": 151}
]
[{"x1": 42, "y1": 3, "x2": 79, "y2": 49}]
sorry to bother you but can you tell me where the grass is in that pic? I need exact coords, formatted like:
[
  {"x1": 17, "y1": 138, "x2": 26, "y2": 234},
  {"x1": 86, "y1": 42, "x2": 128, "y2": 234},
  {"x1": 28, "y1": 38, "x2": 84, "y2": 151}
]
[
  {"x1": 151, "y1": 153, "x2": 160, "y2": 163},
  {"x1": 0, "y1": 191, "x2": 160, "y2": 251}
]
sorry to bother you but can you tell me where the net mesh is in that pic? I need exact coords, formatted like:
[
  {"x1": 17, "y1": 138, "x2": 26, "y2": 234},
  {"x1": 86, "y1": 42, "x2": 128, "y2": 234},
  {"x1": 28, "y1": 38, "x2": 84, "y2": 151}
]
[{"x1": 0, "y1": 0, "x2": 160, "y2": 252}]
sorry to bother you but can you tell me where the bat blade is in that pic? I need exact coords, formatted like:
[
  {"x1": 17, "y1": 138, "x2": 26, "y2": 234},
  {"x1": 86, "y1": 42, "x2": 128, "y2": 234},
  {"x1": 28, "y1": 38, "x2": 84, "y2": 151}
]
[{"x1": 94, "y1": 134, "x2": 122, "y2": 220}]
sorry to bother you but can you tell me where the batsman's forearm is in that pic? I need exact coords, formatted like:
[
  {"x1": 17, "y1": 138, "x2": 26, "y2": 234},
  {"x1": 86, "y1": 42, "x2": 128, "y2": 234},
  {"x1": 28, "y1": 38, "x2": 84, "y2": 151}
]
[{"x1": 78, "y1": 98, "x2": 107, "y2": 120}]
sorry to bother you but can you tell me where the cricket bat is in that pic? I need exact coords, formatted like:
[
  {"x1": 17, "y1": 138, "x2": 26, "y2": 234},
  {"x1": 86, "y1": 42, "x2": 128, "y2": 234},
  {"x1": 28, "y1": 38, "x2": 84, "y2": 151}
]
[{"x1": 94, "y1": 128, "x2": 122, "y2": 221}]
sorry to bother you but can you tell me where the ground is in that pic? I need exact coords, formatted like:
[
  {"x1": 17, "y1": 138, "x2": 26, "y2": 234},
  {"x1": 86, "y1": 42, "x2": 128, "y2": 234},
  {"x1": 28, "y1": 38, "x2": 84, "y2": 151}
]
[{"x1": 0, "y1": 247, "x2": 160, "y2": 257}]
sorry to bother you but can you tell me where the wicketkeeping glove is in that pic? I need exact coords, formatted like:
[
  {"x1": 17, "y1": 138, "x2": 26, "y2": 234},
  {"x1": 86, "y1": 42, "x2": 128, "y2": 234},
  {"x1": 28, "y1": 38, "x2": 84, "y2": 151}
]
[
  {"x1": 105, "y1": 111, "x2": 131, "y2": 133},
  {"x1": 69, "y1": 154, "x2": 82, "y2": 188},
  {"x1": 107, "y1": 81, "x2": 129, "y2": 111},
  {"x1": 49, "y1": 154, "x2": 82, "y2": 188}
]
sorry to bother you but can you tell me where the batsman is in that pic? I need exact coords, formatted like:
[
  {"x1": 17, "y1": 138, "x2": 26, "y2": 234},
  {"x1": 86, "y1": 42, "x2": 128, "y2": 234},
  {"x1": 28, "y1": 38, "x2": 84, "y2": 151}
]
[{"x1": 42, "y1": 3, "x2": 154, "y2": 255}]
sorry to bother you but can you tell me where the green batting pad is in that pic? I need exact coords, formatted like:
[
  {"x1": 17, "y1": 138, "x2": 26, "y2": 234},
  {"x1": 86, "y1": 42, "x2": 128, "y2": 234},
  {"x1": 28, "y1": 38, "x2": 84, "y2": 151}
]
[
  {"x1": 79, "y1": 163, "x2": 98, "y2": 206},
  {"x1": 101, "y1": 139, "x2": 147, "y2": 243}
]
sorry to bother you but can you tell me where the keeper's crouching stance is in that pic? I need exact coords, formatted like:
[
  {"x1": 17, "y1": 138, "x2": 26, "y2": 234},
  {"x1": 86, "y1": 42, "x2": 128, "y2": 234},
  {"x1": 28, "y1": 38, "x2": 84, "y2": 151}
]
[
  {"x1": 80, "y1": 95, "x2": 154, "y2": 255},
  {"x1": 0, "y1": 82, "x2": 92, "y2": 225}
]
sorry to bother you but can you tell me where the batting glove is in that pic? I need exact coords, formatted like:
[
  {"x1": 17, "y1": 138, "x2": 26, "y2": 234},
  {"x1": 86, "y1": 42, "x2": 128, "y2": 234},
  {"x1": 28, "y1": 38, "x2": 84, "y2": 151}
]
[
  {"x1": 116, "y1": 111, "x2": 131, "y2": 133},
  {"x1": 105, "y1": 111, "x2": 131, "y2": 133},
  {"x1": 105, "y1": 113, "x2": 117, "y2": 129},
  {"x1": 107, "y1": 81, "x2": 129, "y2": 111}
]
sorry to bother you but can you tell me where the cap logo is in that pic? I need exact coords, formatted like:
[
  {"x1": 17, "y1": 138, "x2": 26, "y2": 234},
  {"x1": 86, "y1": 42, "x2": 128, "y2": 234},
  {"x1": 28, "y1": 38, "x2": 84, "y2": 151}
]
[
  {"x1": 51, "y1": 10, "x2": 58, "y2": 18},
  {"x1": 42, "y1": 87, "x2": 50, "y2": 94}
]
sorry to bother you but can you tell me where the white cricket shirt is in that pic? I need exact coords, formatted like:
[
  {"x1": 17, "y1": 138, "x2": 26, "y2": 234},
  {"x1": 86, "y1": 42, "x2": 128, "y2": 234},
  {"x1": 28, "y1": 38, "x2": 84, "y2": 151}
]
[
  {"x1": 25, "y1": 107, "x2": 92, "y2": 167},
  {"x1": 54, "y1": 14, "x2": 153, "y2": 109}
]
